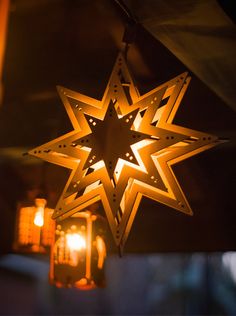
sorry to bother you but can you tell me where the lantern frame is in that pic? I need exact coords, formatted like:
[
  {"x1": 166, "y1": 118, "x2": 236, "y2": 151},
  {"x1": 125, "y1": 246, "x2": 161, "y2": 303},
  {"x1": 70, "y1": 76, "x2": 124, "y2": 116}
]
[
  {"x1": 50, "y1": 210, "x2": 107, "y2": 289},
  {"x1": 14, "y1": 198, "x2": 55, "y2": 254}
]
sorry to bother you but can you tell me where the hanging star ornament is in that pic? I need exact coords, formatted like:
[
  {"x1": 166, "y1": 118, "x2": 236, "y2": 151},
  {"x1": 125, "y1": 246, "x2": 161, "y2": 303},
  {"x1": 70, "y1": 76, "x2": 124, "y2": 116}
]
[{"x1": 29, "y1": 53, "x2": 223, "y2": 250}]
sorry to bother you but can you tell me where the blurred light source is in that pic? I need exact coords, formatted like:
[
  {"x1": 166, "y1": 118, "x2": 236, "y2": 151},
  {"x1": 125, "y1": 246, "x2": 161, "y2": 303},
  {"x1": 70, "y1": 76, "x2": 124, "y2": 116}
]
[
  {"x1": 222, "y1": 252, "x2": 236, "y2": 283},
  {"x1": 50, "y1": 211, "x2": 106, "y2": 289},
  {"x1": 14, "y1": 198, "x2": 55, "y2": 253},
  {"x1": 66, "y1": 232, "x2": 86, "y2": 251},
  {"x1": 34, "y1": 201, "x2": 45, "y2": 227}
]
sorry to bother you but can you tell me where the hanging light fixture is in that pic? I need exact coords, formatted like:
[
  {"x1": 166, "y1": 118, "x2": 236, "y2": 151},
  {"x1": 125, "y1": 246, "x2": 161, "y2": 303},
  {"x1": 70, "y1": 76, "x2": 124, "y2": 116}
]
[
  {"x1": 27, "y1": 4, "x2": 225, "y2": 254},
  {"x1": 14, "y1": 197, "x2": 55, "y2": 253},
  {"x1": 28, "y1": 51, "x2": 224, "y2": 252},
  {"x1": 50, "y1": 211, "x2": 106, "y2": 289}
]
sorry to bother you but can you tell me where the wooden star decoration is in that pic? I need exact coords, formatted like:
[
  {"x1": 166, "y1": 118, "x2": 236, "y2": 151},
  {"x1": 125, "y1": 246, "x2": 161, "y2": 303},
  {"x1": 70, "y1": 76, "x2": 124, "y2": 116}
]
[{"x1": 29, "y1": 53, "x2": 223, "y2": 250}]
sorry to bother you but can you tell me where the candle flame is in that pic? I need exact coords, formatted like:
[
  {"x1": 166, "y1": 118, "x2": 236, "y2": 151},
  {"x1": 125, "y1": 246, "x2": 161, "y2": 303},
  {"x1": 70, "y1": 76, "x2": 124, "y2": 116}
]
[
  {"x1": 34, "y1": 207, "x2": 44, "y2": 227},
  {"x1": 66, "y1": 233, "x2": 86, "y2": 251}
]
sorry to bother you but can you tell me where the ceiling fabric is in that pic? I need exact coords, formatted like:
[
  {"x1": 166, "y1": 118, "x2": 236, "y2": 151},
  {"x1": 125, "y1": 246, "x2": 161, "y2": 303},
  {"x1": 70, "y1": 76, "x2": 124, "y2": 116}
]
[{"x1": 123, "y1": 0, "x2": 236, "y2": 111}]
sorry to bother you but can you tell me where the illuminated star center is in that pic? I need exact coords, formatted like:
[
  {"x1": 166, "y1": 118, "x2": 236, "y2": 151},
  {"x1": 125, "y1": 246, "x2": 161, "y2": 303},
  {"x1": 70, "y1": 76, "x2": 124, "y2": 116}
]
[{"x1": 76, "y1": 103, "x2": 148, "y2": 177}]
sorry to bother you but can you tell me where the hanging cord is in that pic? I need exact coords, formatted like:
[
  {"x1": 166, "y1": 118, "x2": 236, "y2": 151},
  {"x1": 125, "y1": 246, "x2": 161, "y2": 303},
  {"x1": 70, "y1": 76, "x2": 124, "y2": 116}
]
[
  {"x1": 114, "y1": 0, "x2": 139, "y2": 60},
  {"x1": 122, "y1": 21, "x2": 138, "y2": 60},
  {"x1": 114, "y1": 0, "x2": 137, "y2": 22}
]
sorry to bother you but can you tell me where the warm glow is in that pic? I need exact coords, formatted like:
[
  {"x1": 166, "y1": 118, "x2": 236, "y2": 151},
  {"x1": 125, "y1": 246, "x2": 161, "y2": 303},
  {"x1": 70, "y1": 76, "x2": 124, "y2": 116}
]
[
  {"x1": 29, "y1": 53, "x2": 222, "y2": 250},
  {"x1": 50, "y1": 211, "x2": 106, "y2": 288},
  {"x1": 66, "y1": 233, "x2": 86, "y2": 251},
  {"x1": 96, "y1": 236, "x2": 106, "y2": 269},
  {"x1": 15, "y1": 198, "x2": 54, "y2": 253},
  {"x1": 34, "y1": 207, "x2": 44, "y2": 227}
]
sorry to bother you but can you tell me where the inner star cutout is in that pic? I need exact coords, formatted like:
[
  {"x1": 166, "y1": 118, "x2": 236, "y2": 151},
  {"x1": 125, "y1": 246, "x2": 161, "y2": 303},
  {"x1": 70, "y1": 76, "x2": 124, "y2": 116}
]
[
  {"x1": 29, "y1": 53, "x2": 223, "y2": 250},
  {"x1": 76, "y1": 104, "x2": 149, "y2": 177}
]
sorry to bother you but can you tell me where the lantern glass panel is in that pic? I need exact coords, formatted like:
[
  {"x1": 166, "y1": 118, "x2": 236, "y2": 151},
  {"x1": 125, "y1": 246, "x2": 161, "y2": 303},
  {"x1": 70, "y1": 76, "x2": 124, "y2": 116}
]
[
  {"x1": 14, "y1": 198, "x2": 55, "y2": 253},
  {"x1": 50, "y1": 211, "x2": 106, "y2": 289}
]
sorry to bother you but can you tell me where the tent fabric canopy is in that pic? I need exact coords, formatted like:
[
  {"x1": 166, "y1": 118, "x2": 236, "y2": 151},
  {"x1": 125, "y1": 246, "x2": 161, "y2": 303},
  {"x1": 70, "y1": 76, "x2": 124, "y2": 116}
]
[{"x1": 124, "y1": 0, "x2": 236, "y2": 111}]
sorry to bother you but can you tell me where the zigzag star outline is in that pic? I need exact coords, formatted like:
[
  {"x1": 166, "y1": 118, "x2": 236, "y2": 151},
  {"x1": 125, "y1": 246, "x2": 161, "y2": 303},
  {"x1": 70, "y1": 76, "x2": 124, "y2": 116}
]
[{"x1": 29, "y1": 53, "x2": 222, "y2": 250}]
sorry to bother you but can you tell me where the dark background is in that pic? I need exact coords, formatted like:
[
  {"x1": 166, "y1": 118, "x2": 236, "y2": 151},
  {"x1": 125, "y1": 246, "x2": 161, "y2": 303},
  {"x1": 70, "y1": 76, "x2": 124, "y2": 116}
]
[
  {"x1": 0, "y1": 0, "x2": 235, "y2": 254},
  {"x1": 0, "y1": 1, "x2": 236, "y2": 315}
]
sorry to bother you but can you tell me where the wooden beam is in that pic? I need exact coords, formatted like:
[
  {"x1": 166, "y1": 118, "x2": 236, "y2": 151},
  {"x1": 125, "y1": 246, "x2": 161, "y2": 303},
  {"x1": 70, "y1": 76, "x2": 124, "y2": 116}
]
[{"x1": 0, "y1": 0, "x2": 9, "y2": 105}]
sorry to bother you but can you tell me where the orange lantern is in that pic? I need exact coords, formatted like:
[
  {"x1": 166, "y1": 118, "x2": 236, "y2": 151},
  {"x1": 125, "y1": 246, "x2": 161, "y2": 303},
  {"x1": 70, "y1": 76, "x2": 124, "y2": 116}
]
[
  {"x1": 50, "y1": 211, "x2": 106, "y2": 289},
  {"x1": 14, "y1": 198, "x2": 55, "y2": 253}
]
